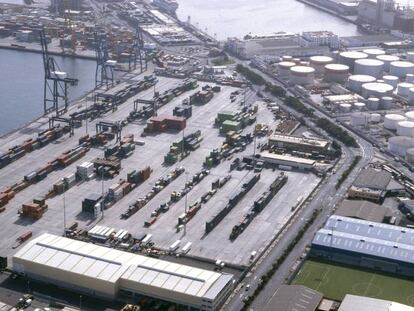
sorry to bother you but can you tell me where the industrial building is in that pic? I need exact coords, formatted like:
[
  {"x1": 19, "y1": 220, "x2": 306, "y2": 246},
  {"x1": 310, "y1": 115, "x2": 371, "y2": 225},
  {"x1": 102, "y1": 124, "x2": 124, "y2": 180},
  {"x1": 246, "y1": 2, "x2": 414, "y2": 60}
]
[
  {"x1": 310, "y1": 216, "x2": 414, "y2": 276},
  {"x1": 259, "y1": 152, "x2": 316, "y2": 170},
  {"x1": 348, "y1": 168, "x2": 403, "y2": 202},
  {"x1": 263, "y1": 285, "x2": 323, "y2": 311},
  {"x1": 225, "y1": 32, "x2": 330, "y2": 59},
  {"x1": 335, "y1": 200, "x2": 389, "y2": 223},
  {"x1": 339, "y1": 294, "x2": 414, "y2": 311},
  {"x1": 268, "y1": 134, "x2": 330, "y2": 154},
  {"x1": 12, "y1": 233, "x2": 234, "y2": 311}
]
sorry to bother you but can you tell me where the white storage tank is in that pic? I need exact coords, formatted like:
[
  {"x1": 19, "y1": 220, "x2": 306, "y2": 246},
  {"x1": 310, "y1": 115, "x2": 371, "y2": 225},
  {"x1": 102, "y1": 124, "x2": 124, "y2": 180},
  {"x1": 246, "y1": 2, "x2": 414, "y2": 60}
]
[
  {"x1": 397, "y1": 121, "x2": 414, "y2": 137},
  {"x1": 397, "y1": 82, "x2": 414, "y2": 97},
  {"x1": 340, "y1": 103, "x2": 352, "y2": 112},
  {"x1": 339, "y1": 51, "x2": 368, "y2": 71},
  {"x1": 278, "y1": 61, "x2": 296, "y2": 77},
  {"x1": 324, "y1": 64, "x2": 349, "y2": 83},
  {"x1": 351, "y1": 112, "x2": 369, "y2": 127},
  {"x1": 293, "y1": 58, "x2": 301, "y2": 64},
  {"x1": 361, "y1": 82, "x2": 394, "y2": 98},
  {"x1": 366, "y1": 97, "x2": 379, "y2": 110},
  {"x1": 390, "y1": 61, "x2": 414, "y2": 78},
  {"x1": 407, "y1": 52, "x2": 414, "y2": 62},
  {"x1": 370, "y1": 113, "x2": 381, "y2": 123},
  {"x1": 363, "y1": 48, "x2": 386, "y2": 59},
  {"x1": 409, "y1": 88, "x2": 414, "y2": 106},
  {"x1": 348, "y1": 75, "x2": 376, "y2": 93},
  {"x1": 405, "y1": 111, "x2": 414, "y2": 122},
  {"x1": 309, "y1": 56, "x2": 334, "y2": 73},
  {"x1": 388, "y1": 136, "x2": 414, "y2": 156},
  {"x1": 381, "y1": 96, "x2": 394, "y2": 109},
  {"x1": 282, "y1": 55, "x2": 293, "y2": 62},
  {"x1": 354, "y1": 59, "x2": 384, "y2": 78},
  {"x1": 289, "y1": 66, "x2": 315, "y2": 85},
  {"x1": 376, "y1": 54, "x2": 400, "y2": 71},
  {"x1": 406, "y1": 148, "x2": 414, "y2": 163},
  {"x1": 384, "y1": 114, "x2": 407, "y2": 130},
  {"x1": 353, "y1": 102, "x2": 366, "y2": 111},
  {"x1": 406, "y1": 74, "x2": 414, "y2": 83},
  {"x1": 382, "y1": 75, "x2": 399, "y2": 88}
]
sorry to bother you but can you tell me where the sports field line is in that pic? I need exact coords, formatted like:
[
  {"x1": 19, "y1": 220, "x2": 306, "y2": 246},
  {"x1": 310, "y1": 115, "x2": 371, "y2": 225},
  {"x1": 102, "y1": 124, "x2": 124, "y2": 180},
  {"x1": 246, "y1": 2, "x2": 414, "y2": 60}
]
[
  {"x1": 363, "y1": 273, "x2": 376, "y2": 297},
  {"x1": 315, "y1": 266, "x2": 330, "y2": 291}
]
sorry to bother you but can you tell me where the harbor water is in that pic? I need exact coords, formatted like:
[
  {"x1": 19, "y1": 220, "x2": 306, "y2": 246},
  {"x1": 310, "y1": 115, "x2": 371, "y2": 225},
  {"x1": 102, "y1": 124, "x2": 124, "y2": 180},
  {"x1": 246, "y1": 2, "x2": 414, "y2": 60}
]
[{"x1": 0, "y1": 49, "x2": 96, "y2": 135}]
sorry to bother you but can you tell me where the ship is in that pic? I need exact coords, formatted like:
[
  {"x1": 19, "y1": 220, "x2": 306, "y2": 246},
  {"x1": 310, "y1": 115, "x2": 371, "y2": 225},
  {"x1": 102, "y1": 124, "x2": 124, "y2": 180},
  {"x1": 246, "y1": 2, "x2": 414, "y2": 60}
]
[{"x1": 153, "y1": 0, "x2": 179, "y2": 15}]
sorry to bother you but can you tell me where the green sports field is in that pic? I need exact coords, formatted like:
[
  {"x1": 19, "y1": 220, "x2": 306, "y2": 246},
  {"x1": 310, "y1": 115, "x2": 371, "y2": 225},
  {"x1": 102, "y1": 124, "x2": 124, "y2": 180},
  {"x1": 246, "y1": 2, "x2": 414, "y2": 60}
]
[{"x1": 292, "y1": 260, "x2": 414, "y2": 306}]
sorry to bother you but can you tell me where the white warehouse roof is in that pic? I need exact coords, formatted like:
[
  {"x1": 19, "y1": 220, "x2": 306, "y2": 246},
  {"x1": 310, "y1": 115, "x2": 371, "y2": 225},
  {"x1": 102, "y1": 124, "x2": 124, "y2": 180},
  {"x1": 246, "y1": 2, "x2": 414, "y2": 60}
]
[
  {"x1": 324, "y1": 215, "x2": 414, "y2": 245},
  {"x1": 339, "y1": 294, "x2": 414, "y2": 311},
  {"x1": 13, "y1": 233, "x2": 233, "y2": 306}
]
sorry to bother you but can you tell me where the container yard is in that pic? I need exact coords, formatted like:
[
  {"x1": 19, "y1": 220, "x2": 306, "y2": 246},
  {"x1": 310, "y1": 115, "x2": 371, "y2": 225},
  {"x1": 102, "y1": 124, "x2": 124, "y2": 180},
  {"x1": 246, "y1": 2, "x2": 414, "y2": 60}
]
[{"x1": 0, "y1": 73, "x2": 321, "y2": 267}]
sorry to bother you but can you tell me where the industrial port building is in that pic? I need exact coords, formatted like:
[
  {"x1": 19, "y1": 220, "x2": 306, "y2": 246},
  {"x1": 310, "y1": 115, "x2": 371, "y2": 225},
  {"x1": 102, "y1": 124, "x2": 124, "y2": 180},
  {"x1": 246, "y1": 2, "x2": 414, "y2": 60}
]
[
  {"x1": 310, "y1": 216, "x2": 414, "y2": 276},
  {"x1": 12, "y1": 233, "x2": 234, "y2": 311},
  {"x1": 268, "y1": 134, "x2": 330, "y2": 154}
]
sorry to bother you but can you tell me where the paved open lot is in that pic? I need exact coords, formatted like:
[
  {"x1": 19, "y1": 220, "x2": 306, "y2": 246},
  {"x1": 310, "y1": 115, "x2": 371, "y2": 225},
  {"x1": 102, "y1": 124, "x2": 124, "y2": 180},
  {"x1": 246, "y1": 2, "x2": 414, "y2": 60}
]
[{"x1": 0, "y1": 73, "x2": 320, "y2": 267}]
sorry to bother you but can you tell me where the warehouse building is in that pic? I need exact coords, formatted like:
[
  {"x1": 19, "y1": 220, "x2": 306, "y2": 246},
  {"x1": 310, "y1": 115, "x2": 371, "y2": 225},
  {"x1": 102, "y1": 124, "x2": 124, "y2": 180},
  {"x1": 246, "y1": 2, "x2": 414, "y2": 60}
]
[
  {"x1": 339, "y1": 294, "x2": 414, "y2": 311},
  {"x1": 348, "y1": 168, "x2": 404, "y2": 202},
  {"x1": 335, "y1": 200, "x2": 389, "y2": 223},
  {"x1": 259, "y1": 152, "x2": 316, "y2": 170},
  {"x1": 268, "y1": 134, "x2": 330, "y2": 154},
  {"x1": 310, "y1": 216, "x2": 414, "y2": 276},
  {"x1": 263, "y1": 285, "x2": 322, "y2": 311},
  {"x1": 12, "y1": 234, "x2": 234, "y2": 311}
]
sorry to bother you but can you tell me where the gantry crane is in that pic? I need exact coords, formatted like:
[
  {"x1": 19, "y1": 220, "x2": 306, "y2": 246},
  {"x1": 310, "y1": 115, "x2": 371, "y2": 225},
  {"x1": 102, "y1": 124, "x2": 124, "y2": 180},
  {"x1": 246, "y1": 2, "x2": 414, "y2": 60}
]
[
  {"x1": 128, "y1": 26, "x2": 148, "y2": 73},
  {"x1": 39, "y1": 28, "x2": 78, "y2": 116},
  {"x1": 94, "y1": 31, "x2": 115, "y2": 89}
]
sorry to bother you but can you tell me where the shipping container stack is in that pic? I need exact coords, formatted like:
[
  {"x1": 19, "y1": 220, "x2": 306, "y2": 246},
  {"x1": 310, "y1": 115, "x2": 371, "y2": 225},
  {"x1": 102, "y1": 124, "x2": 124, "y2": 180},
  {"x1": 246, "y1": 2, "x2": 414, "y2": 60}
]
[
  {"x1": 173, "y1": 104, "x2": 192, "y2": 119},
  {"x1": 19, "y1": 197, "x2": 48, "y2": 220},
  {"x1": 77, "y1": 161, "x2": 95, "y2": 181},
  {"x1": 205, "y1": 174, "x2": 261, "y2": 234},
  {"x1": 145, "y1": 115, "x2": 187, "y2": 134},
  {"x1": 229, "y1": 173, "x2": 288, "y2": 240},
  {"x1": 164, "y1": 130, "x2": 202, "y2": 165},
  {"x1": 82, "y1": 193, "x2": 102, "y2": 215},
  {"x1": 0, "y1": 187, "x2": 14, "y2": 212},
  {"x1": 93, "y1": 157, "x2": 122, "y2": 179},
  {"x1": 0, "y1": 126, "x2": 68, "y2": 170}
]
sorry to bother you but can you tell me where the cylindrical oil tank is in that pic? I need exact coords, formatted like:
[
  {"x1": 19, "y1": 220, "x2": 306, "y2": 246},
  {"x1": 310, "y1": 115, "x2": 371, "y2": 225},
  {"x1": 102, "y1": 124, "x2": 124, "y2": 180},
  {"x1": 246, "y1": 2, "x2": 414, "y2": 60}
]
[
  {"x1": 406, "y1": 148, "x2": 414, "y2": 163},
  {"x1": 278, "y1": 61, "x2": 296, "y2": 77},
  {"x1": 282, "y1": 55, "x2": 293, "y2": 62},
  {"x1": 324, "y1": 64, "x2": 349, "y2": 83},
  {"x1": 397, "y1": 82, "x2": 414, "y2": 97},
  {"x1": 348, "y1": 75, "x2": 376, "y2": 93},
  {"x1": 363, "y1": 48, "x2": 385, "y2": 59},
  {"x1": 367, "y1": 98, "x2": 379, "y2": 110},
  {"x1": 361, "y1": 82, "x2": 394, "y2": 98},
  {"x1": 300, "y1": 61, "x2": 309, "y2": 66},
  {"x1": 339, "y1": 51, "x2": 368, "y2": 71},
  {"x1": 382, "y1": 75, "x2": 399, "y2": 88},
  {"x1": 384, "y1": 114, "x2": 407, "y2": 130},
  {"x1": 340, "y1": 103, "x2": 352, "y2": 112},
  {"x1": 381, "y1": 96, "x2": 394, "y2": 109},
  {"x1": 289, "y1": 66, "x2": 315, "y2": 85},
  {"x1": 354, "y1": 59, "x2": 384, "y2": 78},
  {"x1": 390, "y1": 61, "x2": 414, "y2": 78},
  {"x1": 406, "y1": 74, "x2": 414, "y2": 83},
  {"x1": 309, "y1": 56, "x2": 333, "y2": 73},
  {"x1": 388, "y1": 136, "x2": 414, "y2": 156},
  {"x1": 409, "y1": 88, "x2": 414, "y2": 106},
  {"x1": 354, "y1": 102, "x2": 366, "y2": 111},
  {"x1": 376, "y1": 54, "x2": 400, "y2": 71},
  {"x1": 351, "y1": 112, "x2": 369, "y2": 127},
  {"x1": 293, "y1": 58, "x2": 301, "y2": 64},
  {"x1": 370, "y1": 113, "x2": 381, "y2": 123},
  {"x1": 405, "y1": 111, "x2": 414, "y2": 122},
  {"x1": 407, "y1": 52, "x2": 414, "y2": 62},
  {"x1": 397, "y1": 121, "x2": 414, "y2": 137}
]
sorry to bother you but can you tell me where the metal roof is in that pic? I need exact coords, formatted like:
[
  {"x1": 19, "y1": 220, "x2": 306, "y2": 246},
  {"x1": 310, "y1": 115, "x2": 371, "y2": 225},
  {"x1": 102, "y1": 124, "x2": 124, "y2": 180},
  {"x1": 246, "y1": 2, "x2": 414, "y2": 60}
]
[
  {"x1": 324, "y1": 215, "x2": 414, "y2": 245},
  {"x1": 335, "y1": 200, "x2": 388, "y2": 223},
  {"x1": 339, "y1": 294, "x2": 414, "y2": 311},
  {"x1": 13, "y1": 233, "x2": 232, "y2": 299},
  {"x1": 313, "y1": 229, "x2": 414, "y2": 265},
  {"x1": 353, "y1": 168, "x2": 392, "y2": 190},
  {"x1": 269, "y1": 134, "x2": 329, "y2": 148},
  {"x1": 263, "y1": 285, "x2": 323, "y2": 311}
]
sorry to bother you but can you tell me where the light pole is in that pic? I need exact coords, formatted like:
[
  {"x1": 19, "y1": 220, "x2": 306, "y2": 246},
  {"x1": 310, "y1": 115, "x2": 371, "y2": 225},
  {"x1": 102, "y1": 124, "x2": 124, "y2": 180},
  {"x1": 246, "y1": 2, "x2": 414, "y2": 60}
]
[
  {"x1": 63, "y1": 191, "x2": 66, "y2": 236},
  {"x1": 79, "y1": 295, "x2": 82, "y2": 310},
  {"x1": 184, "y1": 172, "x2": 189, "y2": 236}
]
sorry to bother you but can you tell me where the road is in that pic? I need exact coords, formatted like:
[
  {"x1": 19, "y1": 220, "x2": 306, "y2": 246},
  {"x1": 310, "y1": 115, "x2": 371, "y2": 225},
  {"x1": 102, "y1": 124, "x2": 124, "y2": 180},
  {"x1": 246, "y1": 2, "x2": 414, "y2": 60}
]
[{"x1": 222, "y1": 62, "x2": 374, "y2": 311}]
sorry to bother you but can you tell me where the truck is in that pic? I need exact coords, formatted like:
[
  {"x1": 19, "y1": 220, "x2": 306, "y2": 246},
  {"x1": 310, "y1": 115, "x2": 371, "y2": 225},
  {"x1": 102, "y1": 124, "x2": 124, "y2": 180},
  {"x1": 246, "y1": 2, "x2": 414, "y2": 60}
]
[
  {"x1": 181, "y1": 242, "x2": 192, "y2": 254},
  {"x1": 169, "y1": 240, "x2": 181, "y2": 252}
]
